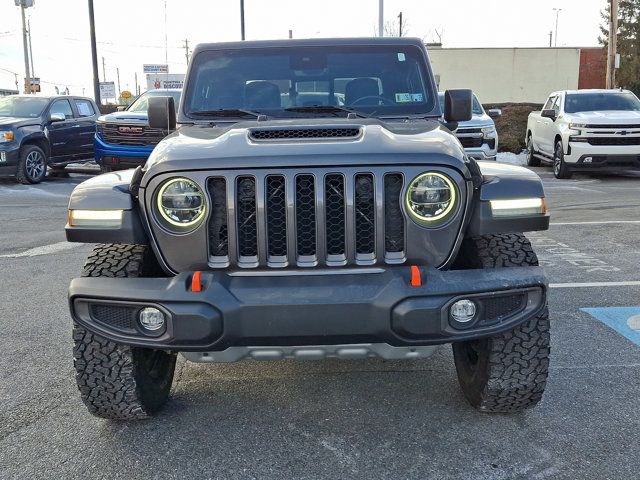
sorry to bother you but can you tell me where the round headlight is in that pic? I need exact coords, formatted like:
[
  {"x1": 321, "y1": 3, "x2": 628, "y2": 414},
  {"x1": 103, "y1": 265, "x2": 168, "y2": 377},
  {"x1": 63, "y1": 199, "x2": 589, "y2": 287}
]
[
  {"x1": 156, "y1": 177, "x2": 206, "y2": 229},
  {"x1": 405, "y1": 172, "x2": 457, "y2": 225}
]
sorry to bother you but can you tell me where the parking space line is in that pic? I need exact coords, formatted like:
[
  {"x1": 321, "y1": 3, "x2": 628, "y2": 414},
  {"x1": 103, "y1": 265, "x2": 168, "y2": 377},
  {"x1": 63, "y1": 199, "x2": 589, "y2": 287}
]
[
  {"x1": 550, "y1": 220, "x2": 640, "y2": 226},
  {"x1": 0, "y1": 242, "x2": 81, "y2": 258},
  {"x1": 551, "y1": 281, "x2": 640, "y2": 288}
]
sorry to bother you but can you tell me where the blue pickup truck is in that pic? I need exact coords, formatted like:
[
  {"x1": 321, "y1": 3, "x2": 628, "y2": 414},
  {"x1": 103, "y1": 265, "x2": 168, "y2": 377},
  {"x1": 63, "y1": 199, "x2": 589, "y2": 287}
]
[{"x1": 95, "y1": 89, "x2": 181, "y2": 172}]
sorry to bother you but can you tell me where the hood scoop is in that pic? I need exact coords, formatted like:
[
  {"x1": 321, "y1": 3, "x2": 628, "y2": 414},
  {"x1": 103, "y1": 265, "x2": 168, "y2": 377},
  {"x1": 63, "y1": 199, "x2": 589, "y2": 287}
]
[{"x1": 249, "y1": 126, "x2": 362, "y2": 142}]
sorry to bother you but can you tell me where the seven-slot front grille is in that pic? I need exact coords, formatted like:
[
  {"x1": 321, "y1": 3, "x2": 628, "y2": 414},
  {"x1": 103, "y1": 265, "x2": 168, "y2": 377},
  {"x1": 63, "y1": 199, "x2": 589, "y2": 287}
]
[{"x1": 207, "y1": 170, "x2": 406, "y2": 269}]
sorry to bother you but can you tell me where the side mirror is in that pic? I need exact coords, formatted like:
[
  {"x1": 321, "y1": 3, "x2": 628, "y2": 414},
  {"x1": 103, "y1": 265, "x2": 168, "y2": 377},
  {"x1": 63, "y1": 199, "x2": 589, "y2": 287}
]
[
  {"x1": 116, "y1": 105, "x2": 127, "y2": 112},
  {"x1": 49, "y1": 112, "x2": 65, "y2": 122},
  {"x1": 487, "y1": 108, "x2": 502, "y2": 119},
  {"x1": 148, "y1": 96, "x2": 176, "y2": 130},
  {"x1": 541, "y1": 109, "x2": 557, "y2": 120},
  {"x1": 443, "y1": 89, "x2": 473, "y2": 125}
]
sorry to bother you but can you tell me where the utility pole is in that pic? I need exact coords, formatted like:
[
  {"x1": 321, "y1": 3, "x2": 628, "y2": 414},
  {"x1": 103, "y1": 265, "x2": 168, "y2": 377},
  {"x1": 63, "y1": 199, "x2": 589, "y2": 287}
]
[
  {"x1": 116, "y1": 67, "x2": 121, "y2": 97},
  {"x1": 102, "y1": 57, "x2": 106, "y2": 82},
  {"x1": 134, "y1": 72, "x2": 138, "y2": 96},
  {"x1": 553, "y1": 8, "x2": 562, "y2": 47},
  {"x1": 549, "y1": 31, "x2": 553, "y2": 48},
  {"x1": 606, "y1": 0, "x2": 619, "y2": 89},
  {"x1": 183, "y1": 39, "x2": 190, "y2": 65},
  {"x1": 240, "y1": 0, "x2": 246, "y2": 40},
  {"x1": 27, "y1": 18, "x2": 34, "y2": 81},
  {"x1": 398, "y1": 12, "x2": 403, "y2": 37},
  {"x1": 378, "y1": 0, "x2": 384, "y2": 37},
  {"x1": 19, "y1": 1, "x2": 31, "y2": 93},
  {"x1": 288, "y1": 29, "x2": 293, "y2": 39},
  {"x1": 88, "y1": 0, "x2": 101, "y2": 104}
]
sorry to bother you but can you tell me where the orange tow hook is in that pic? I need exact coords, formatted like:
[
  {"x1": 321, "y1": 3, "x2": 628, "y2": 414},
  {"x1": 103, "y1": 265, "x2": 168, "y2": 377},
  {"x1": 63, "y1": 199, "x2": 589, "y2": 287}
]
[
  {"x1": 410, "y1": 266, "x2": 422, "y2": 287},
  {"x1": 191, "y1": 271, "x2": 203, "y2": 292}
]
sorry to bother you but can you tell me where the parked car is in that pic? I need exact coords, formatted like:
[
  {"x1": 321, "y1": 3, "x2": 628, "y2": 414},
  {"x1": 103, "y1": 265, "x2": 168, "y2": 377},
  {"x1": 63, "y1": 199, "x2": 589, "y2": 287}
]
[
  {"x1": 438, "y1": 92, "x2": 501, "y2": 160},
  {"x1": 0, "y1": 94, "x2": 98, "y2": 184},
  {"x1": 95, "y1": 89, "x2": 181, "y2": 173},
  {"x1": 526, "y1": 89, "x2": 640, "y2": 178},
  {"x1": 66, "y1": 37, "x2": 550, "y2": 420}
]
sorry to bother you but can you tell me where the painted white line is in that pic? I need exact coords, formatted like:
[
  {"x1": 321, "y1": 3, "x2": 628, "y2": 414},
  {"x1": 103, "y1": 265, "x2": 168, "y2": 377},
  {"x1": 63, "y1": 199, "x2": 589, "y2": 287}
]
[
  {"x1": 550, "y1": 220, "x2": 640, "y2": 226},
  {"x1": 0, "y1": 242, "x2": 82, "y2": 258},
  {"x1": 550, "y1": 281, "x2": 640, "y2": 289}
]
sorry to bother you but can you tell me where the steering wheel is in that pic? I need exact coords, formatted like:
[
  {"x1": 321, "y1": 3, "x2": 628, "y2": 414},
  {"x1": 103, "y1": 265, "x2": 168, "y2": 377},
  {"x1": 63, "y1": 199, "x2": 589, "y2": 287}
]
[{"x1": 350, "y1": 95, "x2": 396, "y2": 107}]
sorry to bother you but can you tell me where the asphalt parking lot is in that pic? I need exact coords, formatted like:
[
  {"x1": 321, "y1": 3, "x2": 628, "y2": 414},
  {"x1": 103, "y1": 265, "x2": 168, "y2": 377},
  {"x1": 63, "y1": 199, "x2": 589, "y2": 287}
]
[{"x1": 1, "y1": 166, "x2": 639, "y2": 480}]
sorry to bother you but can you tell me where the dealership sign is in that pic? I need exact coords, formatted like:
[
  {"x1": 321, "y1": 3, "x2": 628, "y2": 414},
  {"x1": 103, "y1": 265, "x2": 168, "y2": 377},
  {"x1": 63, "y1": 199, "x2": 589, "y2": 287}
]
[
  {"x1": 146, "y1": 74, "x2": 185, "y2": 90},
  {"x1": 99, "y1": 81, "x2": 116, "y2": 101},
  {"x1": 143, "y1": 64, "x2": 169, "y2": 74}
]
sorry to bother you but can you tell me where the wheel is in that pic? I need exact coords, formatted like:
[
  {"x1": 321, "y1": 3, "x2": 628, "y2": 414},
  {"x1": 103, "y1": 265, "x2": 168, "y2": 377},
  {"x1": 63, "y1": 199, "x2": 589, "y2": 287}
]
[
  {"x1": 553, "y1": 140, "x2": 572, "y2": 179},
  {"x1": 452, "y1": 234, "x2": 550, "y2": 413},
  {"x1": 73, "y1": 244, "x2": 177, "y2": 420},
  {"x1": 525, "y1": 135, "x2": 540, "y2": 167},
  {"x1": 16, "y1": 144, "x2": 47, "y2": 184}
]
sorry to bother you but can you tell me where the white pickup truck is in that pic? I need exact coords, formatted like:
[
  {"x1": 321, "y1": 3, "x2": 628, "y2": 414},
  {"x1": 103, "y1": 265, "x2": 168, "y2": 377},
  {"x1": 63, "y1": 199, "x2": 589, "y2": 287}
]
[{"x1": 526, "y1": 89, "x2": 640, "y2": 178}]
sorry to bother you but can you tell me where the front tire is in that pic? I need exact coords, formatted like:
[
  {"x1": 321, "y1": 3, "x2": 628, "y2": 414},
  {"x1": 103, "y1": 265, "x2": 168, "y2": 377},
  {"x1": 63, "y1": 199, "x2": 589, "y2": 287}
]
[
  {"x1": 16, "y1": 144, "x2": 47, "y2": 184},
  {"x1": 553, "y1": 140, "x2": 572, "y2": 179},
  {"x1": 73, "y1": 244, "x2": 176, "y2": 420},
  {"x1": 526, "y1": 135, "x2": 540, "y2": 167},
  {"x1": 452, "y1": 234, "x2": 550, "y2": 413}
]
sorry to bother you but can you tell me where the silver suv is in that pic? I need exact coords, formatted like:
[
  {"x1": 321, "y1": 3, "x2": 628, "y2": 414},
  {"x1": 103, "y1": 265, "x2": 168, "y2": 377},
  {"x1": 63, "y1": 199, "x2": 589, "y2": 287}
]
[{"x1": 439, "y1": 92, "x2": 501, "y2": 160}]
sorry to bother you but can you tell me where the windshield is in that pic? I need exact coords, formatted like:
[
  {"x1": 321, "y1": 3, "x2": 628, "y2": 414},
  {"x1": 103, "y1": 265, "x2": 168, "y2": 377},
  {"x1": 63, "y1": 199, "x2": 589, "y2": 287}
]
[
  {"x1": 184, "y1": 45, "x2": 435, "y2": 119},
  {"x1": 438, "y1": 93, "x2": 483, "y2": 116},
  {"x1": 0, "y1": 96, "x2": 49, "y2": 118},
  {"x1": 128, "y1": 90, "x2": 181, "y2": 113},
  {"x1": 564, "y1": 92, "x2": 640, "y2": 113}
]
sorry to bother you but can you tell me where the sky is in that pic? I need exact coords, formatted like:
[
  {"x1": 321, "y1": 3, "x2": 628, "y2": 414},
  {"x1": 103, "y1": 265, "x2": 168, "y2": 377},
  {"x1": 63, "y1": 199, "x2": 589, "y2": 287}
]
[{"x1": 0, "y1": 0, "x2": 606, "y2": 95}]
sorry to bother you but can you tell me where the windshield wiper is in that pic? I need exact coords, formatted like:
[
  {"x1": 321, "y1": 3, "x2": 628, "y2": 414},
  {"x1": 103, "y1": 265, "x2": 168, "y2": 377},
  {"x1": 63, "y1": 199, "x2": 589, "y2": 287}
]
[
  {"x1": 283, "y1": 105, "x2": 369, "y2": 118},
  {"x1": 187, "y1": 108, "x2": 264, "y2": 119}
]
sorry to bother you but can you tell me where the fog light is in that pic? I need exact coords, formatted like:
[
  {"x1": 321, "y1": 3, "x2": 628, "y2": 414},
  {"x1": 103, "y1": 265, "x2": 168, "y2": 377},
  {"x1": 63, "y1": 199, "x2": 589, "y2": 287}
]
[
  {"x1": 139, "y1": 307, "x2": 165, "y2": 331},
  {"x1": 584, "y1": 157, "x2": 593, "y2": 163},
  {"x1": 450, "y1": 300, "x2": 476, "y2": 323}
]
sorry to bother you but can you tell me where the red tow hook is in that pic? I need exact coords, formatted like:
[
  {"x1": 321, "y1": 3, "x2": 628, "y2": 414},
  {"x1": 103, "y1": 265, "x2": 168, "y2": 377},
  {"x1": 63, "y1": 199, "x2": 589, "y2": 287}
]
[
  {"x1": 410, "y1": 265, "x2": 422, "y2": 287},
  {"x1": 191, "y1": 271, "x2": 203, "y2": 292}
]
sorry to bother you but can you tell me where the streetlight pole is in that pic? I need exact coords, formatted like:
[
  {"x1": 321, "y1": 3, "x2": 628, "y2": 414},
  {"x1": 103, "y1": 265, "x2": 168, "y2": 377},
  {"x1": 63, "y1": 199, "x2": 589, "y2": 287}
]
[
  {"x1": 19, "y1": 2, "x2": 31, "y2": 93},
  {"x1": 27, "y1": 18, "x2": 35, "y2": 82},
  {"x1": 88, "y1": 0, "x2": 101, "y2": 105},
  {"x1": 378, "y1": 0, "x2": 384, "y2": 37},
  {"x1": 240, "y1": 0, "x2": 246, "y2": 40},
  {"x1": 553, "y1": 8, "x2": 562, "y2": 47},
  {"x1": 606, "y1": 0, "x2": 619, "y2": 89}
]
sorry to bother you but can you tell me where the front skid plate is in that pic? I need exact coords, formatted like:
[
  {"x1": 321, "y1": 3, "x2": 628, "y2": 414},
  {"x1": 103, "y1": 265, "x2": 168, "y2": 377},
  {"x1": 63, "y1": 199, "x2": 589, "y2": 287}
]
[{"x1": 182, "y1": 343, "x2": 441, "y2": 363}]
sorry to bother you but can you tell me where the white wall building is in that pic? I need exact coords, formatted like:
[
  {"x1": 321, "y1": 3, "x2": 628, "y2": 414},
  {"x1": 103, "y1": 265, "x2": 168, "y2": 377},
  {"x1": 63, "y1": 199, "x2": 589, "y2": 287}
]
[{"x1": 428, "y1": 47, "x2": 582, "y2": 104}]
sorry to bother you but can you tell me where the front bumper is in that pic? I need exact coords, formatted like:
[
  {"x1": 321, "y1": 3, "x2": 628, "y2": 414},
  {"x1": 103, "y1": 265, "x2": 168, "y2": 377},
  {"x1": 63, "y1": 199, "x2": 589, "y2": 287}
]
[
  {"x1": 94, "y1": 134, "x2": 154, "y2": 168},
  {"x1": 565, "y1": 141, "x2": 640, "y2": 169},
  {"x1": 69, "y1": 266, "x2": 547, "y2": 354},
  {"x1": 0, "y1": 144, "x2": 21, "y2": 174}
]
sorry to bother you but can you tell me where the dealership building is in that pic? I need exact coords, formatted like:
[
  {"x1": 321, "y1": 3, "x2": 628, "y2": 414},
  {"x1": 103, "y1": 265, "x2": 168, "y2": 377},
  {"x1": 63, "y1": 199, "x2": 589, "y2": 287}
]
[{"x1": 429, "y1": 47, "x2": 607, "y2": 104}]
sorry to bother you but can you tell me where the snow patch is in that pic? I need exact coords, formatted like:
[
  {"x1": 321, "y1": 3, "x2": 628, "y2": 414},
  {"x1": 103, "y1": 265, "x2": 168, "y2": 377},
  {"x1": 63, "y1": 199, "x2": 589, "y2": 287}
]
[{"x1": 497, "y1": 152, "x2": 527, "y2": 166}]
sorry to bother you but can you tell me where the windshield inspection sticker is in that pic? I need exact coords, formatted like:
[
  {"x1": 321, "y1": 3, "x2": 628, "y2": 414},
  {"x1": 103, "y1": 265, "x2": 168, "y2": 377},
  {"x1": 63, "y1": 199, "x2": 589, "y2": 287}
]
[
  {"x1": 395, "y1": 93, "x2": 424, "y2": 103},
  {"x1": 397, "y1": 52, "x2": 406, "y2": 62}
]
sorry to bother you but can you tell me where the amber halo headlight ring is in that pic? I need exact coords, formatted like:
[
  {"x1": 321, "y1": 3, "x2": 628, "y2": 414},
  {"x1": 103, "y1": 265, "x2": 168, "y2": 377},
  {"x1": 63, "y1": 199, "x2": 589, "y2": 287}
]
[
  {"x1": 405, "y1": 172, "x2": 458, "y2": 227},
  {"x1": 155, "y1": 177, "x2": 207, "y2": 232}
]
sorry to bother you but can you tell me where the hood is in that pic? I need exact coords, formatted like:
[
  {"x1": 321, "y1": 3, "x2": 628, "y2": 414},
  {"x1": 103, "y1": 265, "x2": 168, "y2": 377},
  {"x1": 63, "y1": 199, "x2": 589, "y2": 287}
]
[
  {"x1": 0, "y1": 116, "x2": 41, "y2": 128},
  {"x1": 98, "y1": 111, "x2": 148, "y2": 124},
  {"x1": 455, "y1": 113, "x2": 494, "y2": 129},
  {"x1": 568, "y1": 110, "x2": 640, "y2": 125},
  {"x1": 145, "y1": 117, "x2": 468, "y2": 175}
]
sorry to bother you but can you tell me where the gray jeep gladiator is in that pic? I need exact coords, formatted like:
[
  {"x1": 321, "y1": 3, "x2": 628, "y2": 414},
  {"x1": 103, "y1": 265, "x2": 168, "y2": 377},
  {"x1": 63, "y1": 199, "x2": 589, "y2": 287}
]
[{"x1": 66, "y1": 38, "x2": 550, "y2": 420}]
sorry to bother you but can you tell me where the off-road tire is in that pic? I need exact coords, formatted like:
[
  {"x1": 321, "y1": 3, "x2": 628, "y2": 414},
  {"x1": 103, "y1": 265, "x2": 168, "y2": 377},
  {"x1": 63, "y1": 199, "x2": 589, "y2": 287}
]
[
  {"x1": 553, "y1": 140, "x2": 572, "y2": 179},
  {"x1": 452, "y1": 234, "x2": 550, "y2": 413},
  {"x1": 526, "y1": 135, "x2": 541, "y2": 167},
  {"x1": 16, "y1": 144, "x2": 47, "y2": 185},
  {"x1": 73, "y1": 244, "x2": 176, "y2": 420}
]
